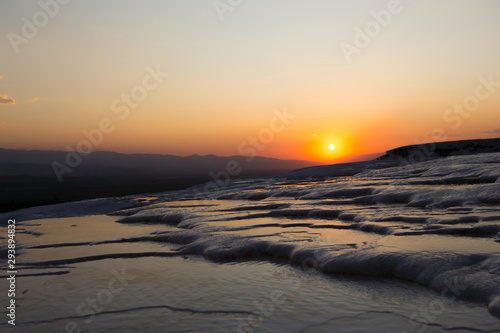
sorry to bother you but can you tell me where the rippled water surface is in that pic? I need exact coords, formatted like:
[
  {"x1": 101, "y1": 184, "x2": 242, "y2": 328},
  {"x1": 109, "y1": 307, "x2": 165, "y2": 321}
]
[{"x1": 1, "y1": 153, "x2": 500, "y2": 332}]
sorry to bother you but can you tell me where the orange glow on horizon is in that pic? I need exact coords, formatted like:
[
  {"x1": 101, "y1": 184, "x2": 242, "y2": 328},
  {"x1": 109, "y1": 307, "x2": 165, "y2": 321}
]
[{"x1": 300, "y1": 134, "x2": 364, "y2": 163}]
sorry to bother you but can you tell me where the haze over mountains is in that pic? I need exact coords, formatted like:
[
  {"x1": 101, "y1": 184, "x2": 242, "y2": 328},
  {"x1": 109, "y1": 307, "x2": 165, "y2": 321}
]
[
  {"x1": 0, "y1": 148, "x2": 318, "y2": 212},
  {"x1": 0, "y1": 148, "x2": 319, "y2": 178},
  {"x1": 1, "y1": 138, "x2": 499, "y2": 213}
]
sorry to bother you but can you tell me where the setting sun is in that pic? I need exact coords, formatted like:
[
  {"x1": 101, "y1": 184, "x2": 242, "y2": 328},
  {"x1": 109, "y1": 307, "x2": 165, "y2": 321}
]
[{"x1": 2, "y1": 2, "x2": 500, "y2": 332}]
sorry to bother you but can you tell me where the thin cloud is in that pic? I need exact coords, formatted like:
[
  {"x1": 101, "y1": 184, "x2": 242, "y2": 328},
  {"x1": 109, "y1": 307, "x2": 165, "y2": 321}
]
[
  {"x1": 0, "y1": 121, "x2": 6, "y2": 125},
  {"x1": 30, "y1": 97, "x2": 40, "y2": 103},
  {"x1": 0, "y1": 95, "x2": 15, "y2": 105},
  {"x1": 484, "y1": 128, "x2": 500, "y2": 134}
]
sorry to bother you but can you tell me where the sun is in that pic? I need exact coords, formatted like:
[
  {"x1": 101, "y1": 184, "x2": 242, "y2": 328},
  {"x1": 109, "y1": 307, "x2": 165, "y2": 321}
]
[{"x1": 328, "y1": 144, "x2": 336, "y2": 151}]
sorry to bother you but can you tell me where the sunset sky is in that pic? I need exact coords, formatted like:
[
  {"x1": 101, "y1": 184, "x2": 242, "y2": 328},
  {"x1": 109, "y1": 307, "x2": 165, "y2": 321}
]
[{"x1": 1, "y1": 0, "x2": 500, "y2": 162}]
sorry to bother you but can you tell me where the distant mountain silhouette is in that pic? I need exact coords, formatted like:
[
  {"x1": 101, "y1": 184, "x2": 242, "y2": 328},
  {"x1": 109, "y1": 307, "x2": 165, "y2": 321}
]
[
  {"x1": 0, "y1": 148, "x2": 318, "y2": 212},
  {"x1": 4, "y1": 138, "x2": 497, "y2": 212},
  {"x1": 0, "y1": 148, "x2": 318, "y2": 177}
]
